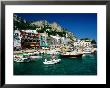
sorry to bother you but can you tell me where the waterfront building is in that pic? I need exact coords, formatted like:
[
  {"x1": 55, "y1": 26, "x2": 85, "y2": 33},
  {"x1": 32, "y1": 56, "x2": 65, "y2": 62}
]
[
  {"x1": 40, "y1": 32, "x2": 49, "y2": 48},
  {"x1": 73, "y1": 39, "x2": 93, "y2": 52},
  {"x1": 20, "y1": 30, "x2": 40, "y2": 49},
  {"x1": 60, "y1": 37, "x2": 69, "y2": 45},
  {"x1": 14, "y1": 30, "x2": 49, "y2": 49},
  {"x1": 74, "y1": 39, "x2": 92, "y2": 48},
  {"x1": 47, "y1": 36, "x2": 58, "y2": 49},
  {"x1": 49, "y1": 35, "x2": 62, "y2": 49},
  {"x1": 14, "y1": 30, "x2": 22, "y2": 50}
]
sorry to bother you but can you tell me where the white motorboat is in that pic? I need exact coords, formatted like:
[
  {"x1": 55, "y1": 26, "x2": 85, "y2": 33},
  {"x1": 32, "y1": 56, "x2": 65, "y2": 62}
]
[
  {"x1": 43, "y1": 58, "x2": 61, "y2": 64},
  {"x1": 14, "y1": 57, "x2": 30, "y2": 62},
  {"x1": 14, "y1": 55, "x2": 22, "y2": 62},
  {"x1": 14, "y1": 54, "x2": 31, "y2": 63},
  {"x1": 43, "y1": 59, "x2": 55, "y2": 64},
  {"x1": 52, "y1": 59, "x2": 61, "y2": 63}
]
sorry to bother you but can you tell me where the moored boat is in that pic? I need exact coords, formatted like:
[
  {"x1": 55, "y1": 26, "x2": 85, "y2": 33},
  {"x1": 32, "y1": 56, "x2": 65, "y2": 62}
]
[
  {"x1": 52, "y1": 59, "x2": 61, "y2": 63},
  {"x1": 14, "y1": 53, "x2": 31, "y2": 63},
  {"x1": 60, "y1": 51, "x2": 83, "y2": 58},
  {"x1": 14, "y1": 57, "x2": 31, "y2": 63},
  {"x1": 43, "y1": 59, "x2": 61, "y2": 64},
  {"x1": 43, "y1": 54, "x2": 61, "y2": 64},
  {"x1": 61, "y1": 54, "x2": 83, "y2": 58},
  {"x1": 43, "y1": 59, "x2": 55, "y2": 64}
]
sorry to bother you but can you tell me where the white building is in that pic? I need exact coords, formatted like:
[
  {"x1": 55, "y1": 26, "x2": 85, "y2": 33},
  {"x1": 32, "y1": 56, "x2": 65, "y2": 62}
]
[
  {"x1": 74, "y1": 39, "x2": 92, "y2": 48},
  {"x1": 14, "y1": 30, "x2": 22, "y2": 50},
  {"x1": 49, "y1": 35, "x2": 61, "y2": 49},
  {"x1": 22, "y1": 30, "x2": 37, "y2": 34}
]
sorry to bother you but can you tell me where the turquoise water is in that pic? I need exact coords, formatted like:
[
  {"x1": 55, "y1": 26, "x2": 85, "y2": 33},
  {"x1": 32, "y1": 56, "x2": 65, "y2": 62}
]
[{"x1": 14, "y1": 54, "x2": 97, "y2": 75}]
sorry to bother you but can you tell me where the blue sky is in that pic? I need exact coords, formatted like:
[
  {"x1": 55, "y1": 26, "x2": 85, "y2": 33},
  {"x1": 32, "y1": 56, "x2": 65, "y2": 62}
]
[{"x1": 15, "y1": 13, "x2": 97, "y2": 41}]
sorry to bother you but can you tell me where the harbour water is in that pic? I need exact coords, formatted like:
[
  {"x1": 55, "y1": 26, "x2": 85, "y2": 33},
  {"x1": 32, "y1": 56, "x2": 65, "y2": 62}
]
[{"x1": 14, "y1": 54, "x2": 97, "y2": 75}]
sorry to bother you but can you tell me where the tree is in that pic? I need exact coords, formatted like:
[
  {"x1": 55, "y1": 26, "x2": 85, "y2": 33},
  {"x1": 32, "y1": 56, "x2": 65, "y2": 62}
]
[
  {"x1": 91, "y1": 39, "x2": 96, "y2": 44},
  {"x1": 80, "y1": 38, "x2": 90, "y2": 40}
]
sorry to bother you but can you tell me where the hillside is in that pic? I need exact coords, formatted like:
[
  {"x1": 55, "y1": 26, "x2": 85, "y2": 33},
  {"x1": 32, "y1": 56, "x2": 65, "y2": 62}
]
[{"x1": 14, "y1": 14, "x2": 77, "y2": 41}]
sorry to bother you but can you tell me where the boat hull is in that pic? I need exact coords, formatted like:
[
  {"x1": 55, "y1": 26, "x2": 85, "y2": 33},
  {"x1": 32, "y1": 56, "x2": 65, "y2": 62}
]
[
  {"x1": 43, "y1": 61, "x2": 55, "y2": 64},
  {"x1": 14, "y1": 58, "x2": 31, "y2": 63},
  {"x1": 43, "y1": 59, "x2": 61, "y2": 64},
  {"x1": 60, "y1": 54, "x2": 83, "y2": 58}
]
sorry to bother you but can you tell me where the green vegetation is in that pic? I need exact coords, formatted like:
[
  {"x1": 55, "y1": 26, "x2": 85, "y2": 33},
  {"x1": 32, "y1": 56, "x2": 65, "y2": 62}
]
[
  {"x1": 80, "y1": 38, "x2": 96, "y2": 44},
  {"x1": 14, "y1": 14, "x2": 38, "y2": 30},
  {"x1": 14, "y1": 15, "x2": 68, "y2": 37},
  {"x1": 91, "y1": 39, "x2": 96, "y2": 44}
]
